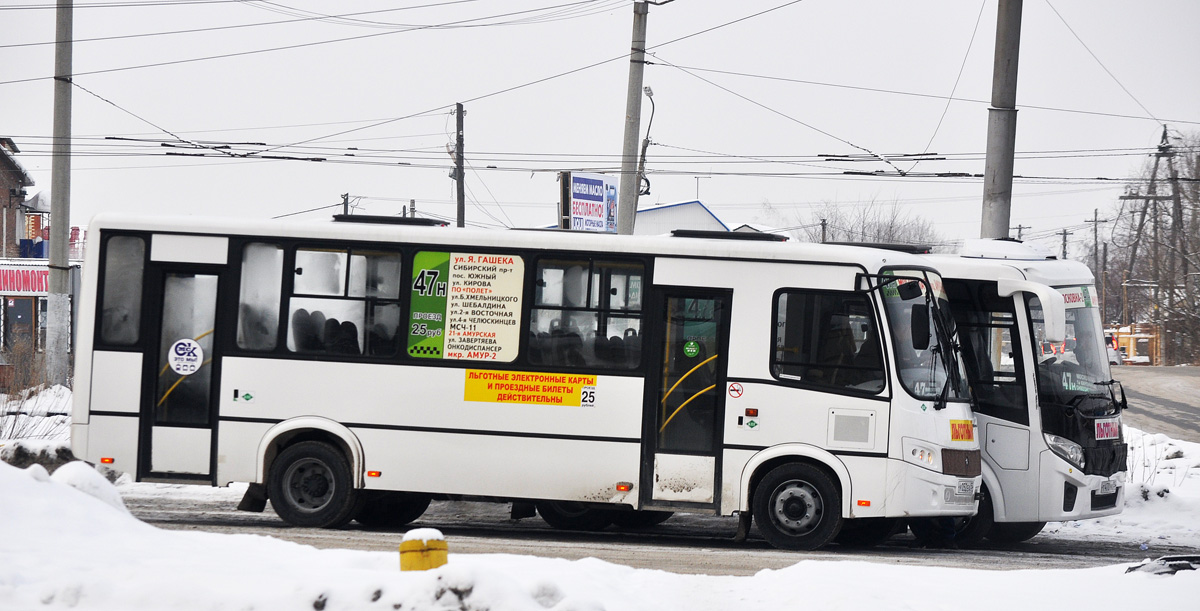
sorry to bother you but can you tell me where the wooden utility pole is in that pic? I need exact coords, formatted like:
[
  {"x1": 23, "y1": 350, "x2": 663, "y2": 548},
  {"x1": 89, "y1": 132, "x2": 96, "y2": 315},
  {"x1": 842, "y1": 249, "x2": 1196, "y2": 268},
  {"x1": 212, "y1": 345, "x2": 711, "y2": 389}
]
[
  {"x1": 1011, "y1": 224, "x2": 1030, "y2": 240},
  {"x1": 1057, "y1": 228, "x2": 1072, "y2": 260},
  {"x1": 1085, "y1": 208, "x2": 1108, "y2": 277},
  {"x1": 455, "y1": 103, "x2": 465, "y2": 228}
]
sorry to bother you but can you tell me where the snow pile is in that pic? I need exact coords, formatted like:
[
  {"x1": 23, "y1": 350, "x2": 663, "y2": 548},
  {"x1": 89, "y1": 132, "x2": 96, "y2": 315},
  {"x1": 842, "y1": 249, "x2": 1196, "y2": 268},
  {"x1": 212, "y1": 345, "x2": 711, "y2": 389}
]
[
  {"x1": 0, "y1": 384, "x2": 71, "y2": 442},
  {"x1": 1045, "y1": 427, "x2": 1200, "y2": 549},
  {"x1": 2, "y1": 458, "x2": 1198, "y2": 611}
]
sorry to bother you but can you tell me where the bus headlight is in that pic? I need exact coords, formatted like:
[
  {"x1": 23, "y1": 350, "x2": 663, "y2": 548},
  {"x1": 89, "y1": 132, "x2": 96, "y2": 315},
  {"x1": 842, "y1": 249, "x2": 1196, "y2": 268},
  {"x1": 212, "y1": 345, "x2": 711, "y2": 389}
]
[
  {"x1": 1044, "y1": 433, "x2": 1086, "y2": 470},
  {"x1": 902, "y1": 438, "x2": 943, "y2": 472}
]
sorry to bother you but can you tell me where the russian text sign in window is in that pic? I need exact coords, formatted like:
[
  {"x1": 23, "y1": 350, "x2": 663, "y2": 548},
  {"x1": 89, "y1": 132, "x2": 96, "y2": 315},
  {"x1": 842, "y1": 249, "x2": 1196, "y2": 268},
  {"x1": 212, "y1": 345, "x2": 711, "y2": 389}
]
[{"x1": 408, "y1": 251, "x2": 524, "y2": 362}]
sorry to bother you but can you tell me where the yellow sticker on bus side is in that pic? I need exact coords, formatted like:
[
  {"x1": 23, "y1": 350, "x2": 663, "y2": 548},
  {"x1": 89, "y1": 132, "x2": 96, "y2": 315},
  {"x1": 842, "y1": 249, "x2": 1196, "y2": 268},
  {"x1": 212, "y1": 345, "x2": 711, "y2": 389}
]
[
  {"x1": 464, "y1": 369, "x2": 597, "y2": 407},
  {"x1": 950, "y1": 419, "x2": 974, "y2": 442}
]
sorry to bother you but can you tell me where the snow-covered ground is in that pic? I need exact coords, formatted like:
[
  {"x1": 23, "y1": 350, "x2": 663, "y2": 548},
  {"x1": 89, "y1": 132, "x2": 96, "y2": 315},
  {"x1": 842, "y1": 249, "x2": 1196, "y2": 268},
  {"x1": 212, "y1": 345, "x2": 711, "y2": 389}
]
[{"x1": 2, "y1": 388, "x2": 1198, "y2": 610}]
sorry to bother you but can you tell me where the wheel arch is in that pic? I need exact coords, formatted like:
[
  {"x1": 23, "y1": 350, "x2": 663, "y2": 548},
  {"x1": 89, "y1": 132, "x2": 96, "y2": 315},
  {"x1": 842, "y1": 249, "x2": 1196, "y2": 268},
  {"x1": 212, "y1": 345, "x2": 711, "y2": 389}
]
[
  {"x1": 979, "y1": 461, "x2": 1006, "y2": 521},
  {"x1": 256, "y1": 417, "x2": 365, "y2": 489},
  {"x1": 737, "y1": 444, "x2": 852, "y2": 517}
]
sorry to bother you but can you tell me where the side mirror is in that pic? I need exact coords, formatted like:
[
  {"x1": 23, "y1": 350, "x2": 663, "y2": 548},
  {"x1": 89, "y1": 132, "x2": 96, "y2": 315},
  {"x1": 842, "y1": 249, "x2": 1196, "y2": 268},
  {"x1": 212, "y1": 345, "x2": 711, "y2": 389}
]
[
  {"x1": 910, "y1": 304, "x2": 930, "y2": 351},
  {"x1": 997, "y1": 278, "x2": 1067, "y2": 343},
  {"x1": 897, "y1": 281, "x2": 923, "y2": 301}
]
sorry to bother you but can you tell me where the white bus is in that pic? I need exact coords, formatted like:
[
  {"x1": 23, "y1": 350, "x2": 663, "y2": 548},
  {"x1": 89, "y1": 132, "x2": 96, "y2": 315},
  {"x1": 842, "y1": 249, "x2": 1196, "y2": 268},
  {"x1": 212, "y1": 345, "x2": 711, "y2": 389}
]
[
  {"x1": 923, "y1": 239, "x2": 1127, "y2": 545},
  {"x1": 71, "y1": 213, "x2": 981, "y2": 550}
]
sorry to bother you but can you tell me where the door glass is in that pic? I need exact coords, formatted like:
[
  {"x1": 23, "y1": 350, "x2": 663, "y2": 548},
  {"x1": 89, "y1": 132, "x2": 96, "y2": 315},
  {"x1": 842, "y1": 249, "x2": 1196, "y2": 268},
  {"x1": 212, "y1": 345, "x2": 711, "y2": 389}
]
[
  {"x1": 155, "y1": 273, "x2": 218, "y2": 426},
  {"x1": 657, "y1": 297, "x2": 721, "y2": 453}
]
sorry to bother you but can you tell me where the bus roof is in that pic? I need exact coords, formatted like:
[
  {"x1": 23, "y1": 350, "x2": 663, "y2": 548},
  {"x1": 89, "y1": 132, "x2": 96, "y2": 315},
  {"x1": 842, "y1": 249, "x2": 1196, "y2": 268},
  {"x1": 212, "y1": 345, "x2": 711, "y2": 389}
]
[
  {"x1": 923, "y1": 239, "x2": 1095, "y2": 288},
  {"x1": 86, "y1": 212, "x2": 939, "y2": 274}
]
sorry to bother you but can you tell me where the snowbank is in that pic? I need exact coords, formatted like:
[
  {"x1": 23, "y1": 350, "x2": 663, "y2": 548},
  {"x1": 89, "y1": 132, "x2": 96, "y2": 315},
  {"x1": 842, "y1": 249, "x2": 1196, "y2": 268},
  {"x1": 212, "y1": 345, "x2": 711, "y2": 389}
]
[{"x1": 1, "y1": 457, "x2": 1198, "y2": 611}]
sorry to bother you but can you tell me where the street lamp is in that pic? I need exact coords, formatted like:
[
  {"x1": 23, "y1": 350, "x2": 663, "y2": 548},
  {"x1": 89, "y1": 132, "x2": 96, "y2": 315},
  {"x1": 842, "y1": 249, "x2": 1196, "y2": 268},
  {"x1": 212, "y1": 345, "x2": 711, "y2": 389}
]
[{"x1": 636, "y1": 86, "x2": 655, "y2": 196}]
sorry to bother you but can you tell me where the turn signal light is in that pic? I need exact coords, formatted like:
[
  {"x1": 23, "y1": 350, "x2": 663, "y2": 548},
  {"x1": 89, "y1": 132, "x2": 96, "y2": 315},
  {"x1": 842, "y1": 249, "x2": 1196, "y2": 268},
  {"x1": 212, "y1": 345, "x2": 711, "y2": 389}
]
[
  {"x1": 367, "y1": 471, "x2": 382, "y2": 477},
  {"x1": 745, "y1": 408, "x2": 759, "y2": 417},
  {"x1": 616, "y1": 482, "x2": 633, "y2": 492},
  {"x1": 857, "y1": 500, "x2": 871, "y2": 507},
  {"x1": 100, "y1": 457, "x2": 114, "y2": 464}
]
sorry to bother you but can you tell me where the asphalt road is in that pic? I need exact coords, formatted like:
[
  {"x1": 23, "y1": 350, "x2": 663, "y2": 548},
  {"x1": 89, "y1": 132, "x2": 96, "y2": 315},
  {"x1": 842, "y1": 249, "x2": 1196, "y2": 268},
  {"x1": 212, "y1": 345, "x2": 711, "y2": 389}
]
[
  {"x1": 1112, "y1": 366, "x2": 1200, "y2": 443},
  {"x1": 115, "y1": 365, "x2": 1199, "y2": 575}
]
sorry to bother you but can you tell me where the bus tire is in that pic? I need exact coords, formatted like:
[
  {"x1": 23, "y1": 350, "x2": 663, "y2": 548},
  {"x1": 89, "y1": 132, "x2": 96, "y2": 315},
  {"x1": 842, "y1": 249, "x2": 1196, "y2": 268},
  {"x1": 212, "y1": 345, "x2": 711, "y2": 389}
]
[
  {"x1": 986, "y1": 521, "x2": 1045, "y2": 544},
  {"x1": 535, "y1": 501, "x2": 612, "y2": 531},
  {"x1": 268, "y1": 441, "x2": 359, "y2": 528},
  {"x1": 752, "y1": 463, "x2": 842, "y2": 550},
  {"x1": 609, "y1": 510, "x2": 674, "y2": 530},
  {"x1": 949, "y1": 485, "x2": 994, "y2": 548},
  {"x1": 354, "y1": 492, "x2": 431, "y2": 529},
  {"x1": 834, "y1": 517, "x2": 902, "y2": 548}
]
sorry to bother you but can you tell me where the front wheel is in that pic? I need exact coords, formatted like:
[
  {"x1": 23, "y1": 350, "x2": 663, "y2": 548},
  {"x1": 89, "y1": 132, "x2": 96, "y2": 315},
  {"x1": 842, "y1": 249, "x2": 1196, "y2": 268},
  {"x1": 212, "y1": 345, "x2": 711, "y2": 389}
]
[
  {"x1": 752, "y1": 463, "x2": 842, "y2": 550},
  {"x1": 268, "y1": 441, "x2": 359, "y2": 528},
  {"x1": 536, "y1": 501, "x2": 612, "y2": 531},
  {"x1": 948, "y1": 484, "x2": 994, "y2": 548},
  {"x1": 987, "y1": 521, "x2": 1045, "y2": 543}
]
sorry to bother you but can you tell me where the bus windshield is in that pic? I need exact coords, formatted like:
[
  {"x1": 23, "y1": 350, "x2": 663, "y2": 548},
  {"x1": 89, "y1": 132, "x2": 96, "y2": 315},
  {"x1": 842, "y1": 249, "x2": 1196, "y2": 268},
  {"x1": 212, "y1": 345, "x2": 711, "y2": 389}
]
[
  {"x1": 879, "y1": 270, "x2": 969, "y2": 403},
  {"x1": 1029, "y1": 287, "x2": 1114, "y2": 414}
]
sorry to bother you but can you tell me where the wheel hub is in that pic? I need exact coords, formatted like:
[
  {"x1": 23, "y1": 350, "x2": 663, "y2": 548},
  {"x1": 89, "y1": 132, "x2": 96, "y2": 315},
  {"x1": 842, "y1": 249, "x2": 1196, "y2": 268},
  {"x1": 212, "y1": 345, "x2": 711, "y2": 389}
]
[{"x1": 772, "y1": 481, "x2": 823, "y2": 535}]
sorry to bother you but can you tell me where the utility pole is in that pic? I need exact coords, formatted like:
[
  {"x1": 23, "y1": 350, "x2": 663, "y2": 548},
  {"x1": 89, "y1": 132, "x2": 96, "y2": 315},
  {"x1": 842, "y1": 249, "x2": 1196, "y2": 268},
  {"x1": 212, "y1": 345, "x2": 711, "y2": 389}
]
[
  {"x1": 455, "y1": 103, "x2": 465, "y2": 228},
  {"x1": 47, "y1": 0, "x2": 73, "y2": 386},
  {"x1": 1011, "y1": 224, "x2": 1030, "y2": 240},
  {"x1": 1084, "y1": 208, "x2": 1108, "y2": 277},
  {"x1": 410, "y1": 198, "x2": 416, "y2": 218},
  {"x1": 341, "y1": 193, "x2": 349, "y2": 215},
  {"x1": 1057, "y1": 228, "x2": 1072, "y2": 260},
  {"x1": 1102, "y1": 242, "x2": 1108, "y2": 323},
  {"x1": 1166, "y1": 130, "x2": 1186, "y2": 365},
  {"x1": 616, "y1": 2, "x2": 650, "y2": 235},
  {"x1": 980, "y1": 0, "x2": 1023, "y2": 239},
  {"x1": 820, "y1": 218, "x2": 827, "y2": 243}
]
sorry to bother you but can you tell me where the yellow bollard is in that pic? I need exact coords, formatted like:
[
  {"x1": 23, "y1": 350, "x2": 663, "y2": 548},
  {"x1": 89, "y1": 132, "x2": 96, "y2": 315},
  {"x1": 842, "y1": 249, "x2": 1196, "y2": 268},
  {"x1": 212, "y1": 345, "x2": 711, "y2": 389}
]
[{"x1": 400, "y1": 528, "x2": 448, "y2": 571}]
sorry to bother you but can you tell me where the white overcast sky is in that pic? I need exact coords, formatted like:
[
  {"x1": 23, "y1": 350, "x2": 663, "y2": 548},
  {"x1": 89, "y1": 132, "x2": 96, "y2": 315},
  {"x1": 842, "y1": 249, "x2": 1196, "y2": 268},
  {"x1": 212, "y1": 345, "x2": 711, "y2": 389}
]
[{"x1": 3, "y1": 0, "x2": 1198, "y2": 252}]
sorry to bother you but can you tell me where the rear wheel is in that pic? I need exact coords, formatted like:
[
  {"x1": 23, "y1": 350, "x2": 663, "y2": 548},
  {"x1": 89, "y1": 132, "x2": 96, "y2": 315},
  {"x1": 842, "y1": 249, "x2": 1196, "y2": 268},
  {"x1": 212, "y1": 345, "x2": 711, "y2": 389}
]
[
  {"x1": 354, "y1": 492, "x2": 431, "y2": 528},
  {"x1": 536, "y1": 501, "x2": 612, "y2": 531},
  {"x1": 752, "y1": 463, "x2": 842, "y2": 550},
  {"x1": 268, "y1": 441, "x2": 359, "y2": 528},
  {"x1": 835, "y1": 517, "x2": 902, "y2": 548},
  {"x1": 987, "y1": 521, "x2": 1045, "y2": 543},
  {"x1": 609, "y1": 510, "x2": 674, "y2": 530}
]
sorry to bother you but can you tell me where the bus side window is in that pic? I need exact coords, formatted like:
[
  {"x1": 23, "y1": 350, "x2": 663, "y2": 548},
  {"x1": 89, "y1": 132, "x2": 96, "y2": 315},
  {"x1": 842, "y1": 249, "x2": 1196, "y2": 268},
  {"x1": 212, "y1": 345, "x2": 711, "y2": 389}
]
[
  {"x1": 530, "y1": 259, "x2": 643, "y2": 370},
  {"x1": 772, "y1": 290, "x2": 885, "y2": 394},
  {"x1": 236, "y1": 243, "x2": 283, "y2": 351},
  {"x1": 99, "y1": 235, "x2": 145, "y2": 346},
  {"x1": 284, "y1": 248, "x2": 402, "y2": 357}
]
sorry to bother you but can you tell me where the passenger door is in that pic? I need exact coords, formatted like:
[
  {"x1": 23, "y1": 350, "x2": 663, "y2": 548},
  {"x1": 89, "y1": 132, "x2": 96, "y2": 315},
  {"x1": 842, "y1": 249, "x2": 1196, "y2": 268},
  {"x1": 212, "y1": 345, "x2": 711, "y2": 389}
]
[
  {"x1": 641, "y1": 290, "x2": 731, "y2": 511},
  {"x1": 136, "y1": 249, "x2": 228, "y2": 481}
]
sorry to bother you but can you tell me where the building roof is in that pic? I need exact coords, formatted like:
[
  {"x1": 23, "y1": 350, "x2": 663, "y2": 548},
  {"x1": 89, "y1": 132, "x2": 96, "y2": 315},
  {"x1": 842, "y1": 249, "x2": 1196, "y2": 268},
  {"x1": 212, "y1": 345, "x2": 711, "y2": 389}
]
[{"x1": 1, "y1": 137, "x2": 36, "y2": 190}]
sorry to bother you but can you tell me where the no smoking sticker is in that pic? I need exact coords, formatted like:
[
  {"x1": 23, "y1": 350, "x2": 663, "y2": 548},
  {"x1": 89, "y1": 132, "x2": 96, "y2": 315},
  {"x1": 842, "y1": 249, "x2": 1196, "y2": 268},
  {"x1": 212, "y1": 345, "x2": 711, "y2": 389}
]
[{"x1": 728, "y1": 383, "x2": 744, "y2": 398}]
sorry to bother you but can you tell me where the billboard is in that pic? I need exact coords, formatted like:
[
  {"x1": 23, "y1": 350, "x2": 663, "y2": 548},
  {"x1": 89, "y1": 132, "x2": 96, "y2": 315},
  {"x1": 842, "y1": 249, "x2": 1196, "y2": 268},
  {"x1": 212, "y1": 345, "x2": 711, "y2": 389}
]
[{"x1": 566, "y1": 172, "x2": 618, "y2": 233}]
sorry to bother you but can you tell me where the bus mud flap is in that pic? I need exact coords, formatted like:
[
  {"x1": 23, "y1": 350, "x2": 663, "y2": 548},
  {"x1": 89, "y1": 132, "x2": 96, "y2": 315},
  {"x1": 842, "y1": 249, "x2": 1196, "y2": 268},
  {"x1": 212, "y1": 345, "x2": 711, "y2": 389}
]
[
  {"x1": 237, "y1": 483, "x2": 268, "y2": 512},
  {"x1": 732, "y1": 511, "x2": 752, "y2": 543}
]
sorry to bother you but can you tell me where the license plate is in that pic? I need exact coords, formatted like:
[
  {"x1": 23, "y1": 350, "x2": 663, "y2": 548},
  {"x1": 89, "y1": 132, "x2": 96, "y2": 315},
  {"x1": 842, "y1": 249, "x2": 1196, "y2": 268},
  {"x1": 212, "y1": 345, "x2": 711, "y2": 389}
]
[
  {"x1": 956, "y1": 480, "x2": 974, "y2": 495},
  {"x1": 1095, "y1": 418, "x2": 1120, "y2": 440},
  {"x1": 1099, "y1": 480, "x2": 1117, "y2": 495}
]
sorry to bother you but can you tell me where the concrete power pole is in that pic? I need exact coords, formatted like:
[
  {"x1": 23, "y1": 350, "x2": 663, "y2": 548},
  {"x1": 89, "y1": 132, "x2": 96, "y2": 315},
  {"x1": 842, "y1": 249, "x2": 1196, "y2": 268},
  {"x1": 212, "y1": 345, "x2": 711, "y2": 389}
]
[
  {"x1": 47, "y1": 0, "x2": 73, "y2": 386},
  {"x1": 455, "y1": 103, "x2": 465, "y2": 228},
  {"x1": 980, "y1": 0, "x2": 1023, "y2": 239},
  {"x1": 615, "y1": 2, "x2": 649, "y2": 235}
]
